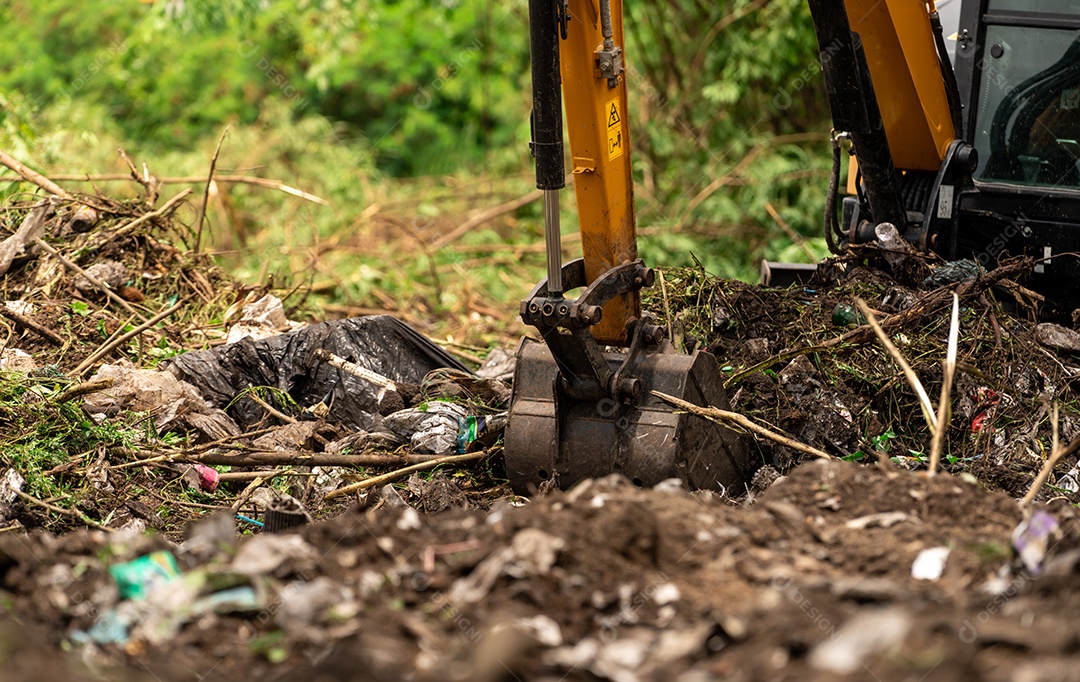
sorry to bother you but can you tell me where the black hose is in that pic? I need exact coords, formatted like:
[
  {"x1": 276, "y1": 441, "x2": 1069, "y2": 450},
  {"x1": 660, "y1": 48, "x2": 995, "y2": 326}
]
[{"x1": 825, "y1": 132, "x2": 843, "y2": 255}]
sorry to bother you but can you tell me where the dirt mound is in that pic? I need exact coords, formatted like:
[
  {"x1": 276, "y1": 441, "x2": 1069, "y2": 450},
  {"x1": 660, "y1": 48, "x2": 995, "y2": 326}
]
[{"x1": 2, "y1": 460, "x2": 1077, "y2": 681}]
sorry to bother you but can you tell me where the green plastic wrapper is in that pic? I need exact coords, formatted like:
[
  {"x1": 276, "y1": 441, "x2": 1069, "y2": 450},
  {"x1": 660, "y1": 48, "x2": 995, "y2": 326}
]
[{"x1": 108, "y1": 550, "x2": 182, "y2": 600}]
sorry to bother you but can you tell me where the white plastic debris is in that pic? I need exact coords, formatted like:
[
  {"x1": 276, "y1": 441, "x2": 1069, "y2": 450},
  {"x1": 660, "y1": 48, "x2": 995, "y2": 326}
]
[
  {"x1": 231, "y1": 534, "x2": 318, "y2": 575},
  {"x1": 911, "y1": 547, "x2": 950, "y2": 580},
  {"x1": 0, "y1": 348, "x2": 36, "y2": 373},
  {"x1": 0, "y1": 468, "x2": 25, "y2": 521},
  {"x1": 652, "y1": 583, "x2": 681, "y2": 606},
  {"x1": 809, "y1": 607, "x2": 912, "y2": 674},
  {"x1": 2, "y1": 300, "x2": 33, "y2": 316},
  {"x1": 226, "y1": 294, "x2": 296, "y2": 344},
  {"x1": 382, "y1": 401, "x2": 470, "y2": 454}
]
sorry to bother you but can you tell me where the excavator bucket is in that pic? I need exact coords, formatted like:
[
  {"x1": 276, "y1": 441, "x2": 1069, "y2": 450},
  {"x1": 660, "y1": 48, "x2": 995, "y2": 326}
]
[{"x1": 505, "y1": 338, "x2": 751, "y2": 494}]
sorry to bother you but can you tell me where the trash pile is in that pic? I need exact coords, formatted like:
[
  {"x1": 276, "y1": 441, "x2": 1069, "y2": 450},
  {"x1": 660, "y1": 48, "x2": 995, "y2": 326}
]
[
  {"x1": 0, "y1": 177, "x2": 512, "y2": 539},
  {"x1": 648, "y1": 254, "x2": 1080, "y2": 502}
]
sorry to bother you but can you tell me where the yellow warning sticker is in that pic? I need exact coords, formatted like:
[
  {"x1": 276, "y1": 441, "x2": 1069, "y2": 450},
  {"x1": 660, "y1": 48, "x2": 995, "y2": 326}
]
[
  {"x1": 607, "y1": 127, "x2": 624, "y2": 160},
  {"x1": 605, "y1": 97, "x2": 623, "y2": 160},
  {"x1": 606, "y1": 98, "x2": 621, "y2": 128}
]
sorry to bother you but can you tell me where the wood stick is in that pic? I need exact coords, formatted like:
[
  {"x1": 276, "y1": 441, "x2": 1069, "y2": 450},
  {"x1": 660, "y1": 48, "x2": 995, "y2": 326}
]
[
  {"x1": 48, "y1": 173, "x2": 329, "y2": 205},
  {"x1": 194, "y1": 127, "x2": 228, "y2": 254},
  {"x1": 765, "y1": 201, "x2": 815, "y2": 261},
  {"x1": 854, "y1": 297, "x2": 937, "y2": 433},
  {"x1": 324, "y1": 450, "x2": 490, "y2": 500},
  {"x1": 0, "y1": 304, "x2": 64, "y2": 346},
  {"x1": 33, "y1": 238, "x2": 150, "y2": 323},
  {"x1": 1022, "y1": 433, "x2": 1080, "y2": 507},
  {"x1": 69, "y1": 297, "x2": 189, "y2": 377},
  {"x1": 658, "y1": 268, "x2": 674, "y2": 349},
  {"x1": 927, "y1": 294, "x2": 960, "y2": 477},
  {"x1": 230, "y1": 474, "x2": 268, "y2": 513},
  {"x1": 248, "y1": 391, "x2": 297, "y2": 424},
  {"x1": 13, "y1": 489, "x2": 109, "y2": 531},
  {"x1": 192, "y1": 451, "x2": 444, "y2": 468},
  {"x1": 52, "y1": 378, "x2": 113, "y2": 403},
  {"x1": 428, "y1": 188, "x2": 544, "y2": 251},
  {"x1": 0, "y1": 150, "x2": 74, "y2": 199},
  {"x1": 653, "y1": 391, "x2": 834, "y2": 460},
  {"x1": 0, "y1": 200, "x2": 53, "y2": 277},
  {"x1": 312, "y1": 348, "x2": 396, "y2": 389},
  {"x1": 218, "y1": 469, "x2": 301, "y2": 481},
  {"x1": 106, "y1": 188, "x2": 193, "y2": 242}
]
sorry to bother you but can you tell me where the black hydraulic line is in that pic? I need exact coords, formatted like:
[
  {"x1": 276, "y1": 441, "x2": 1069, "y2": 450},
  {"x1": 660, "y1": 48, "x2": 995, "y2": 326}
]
[
  {"x1": 529, "y1": 0, "x2": 566, "y2": 191},
  {"x1": 928, "y1": 8, "x2": 965, "y2": 136},
  {"x1": 599, "y1": 0, "x2": 615, "y2": 52},
  {"x1": 825, "y1": 132, "x2": 843, "y2": 254},
  {"x1": 806, "y1": 0, "x2": 906, "y2": 230}
]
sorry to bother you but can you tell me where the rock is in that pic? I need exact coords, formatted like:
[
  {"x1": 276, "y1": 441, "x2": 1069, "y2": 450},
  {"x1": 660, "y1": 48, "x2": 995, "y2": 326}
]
[
  {"x1": 809, "y1": 606, "x2": 912, "y2": 674},
  {"x1": 231, "y1": 534, "x2": 317, "y2": 575},
  {"x1": 1036, "y1": 323, "x2": 1080, "y2": 353},
  {"x1": 73, "y1": 259, "x2": 128, "y2": 292},
  {"x1": 0, "y1": 348, "x2": 36, "y2": 373}
]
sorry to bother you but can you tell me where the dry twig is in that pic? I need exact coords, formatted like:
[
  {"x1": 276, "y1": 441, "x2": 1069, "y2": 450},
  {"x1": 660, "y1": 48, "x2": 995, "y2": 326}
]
[
  {"x1": 324, "y1": 450, "x2": 490, "y2": 500},
  {"x1": 653, "y1": 391, "x2": 833, "y2": 460},
  {"x1": 33, "y1": 238, "x2": 150, "y2": 323},
  {"x1": 927, "y1": 294, "x2": 960, "y2": 477},
  {"x1": 195, "y1": 127, "x2": 228, "y2": 254},
  {"x1": 854, "y1": 297, "x2": 938, "y2": 434},
  {"x1": 70, "y1": 296, "x2": 189, "y2": 376},
  {"x1": 0, "y1": 303, "x2": 64, "y2": 346}
]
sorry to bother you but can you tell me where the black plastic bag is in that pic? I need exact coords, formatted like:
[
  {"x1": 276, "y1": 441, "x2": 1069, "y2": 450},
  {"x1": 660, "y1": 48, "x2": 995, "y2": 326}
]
[{"x1": 165, "y1": 316, "x2": 467, "y2": 431}]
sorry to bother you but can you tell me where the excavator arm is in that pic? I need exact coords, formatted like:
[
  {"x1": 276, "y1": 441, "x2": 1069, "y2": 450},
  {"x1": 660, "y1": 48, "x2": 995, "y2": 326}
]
[{"x1": 505, "y1": 0, "x2": 749, "y2": 494}]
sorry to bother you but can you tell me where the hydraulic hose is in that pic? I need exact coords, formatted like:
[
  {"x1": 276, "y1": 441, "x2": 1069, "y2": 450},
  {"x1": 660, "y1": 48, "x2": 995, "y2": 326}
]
[{"x1": 825, "y1": 132, "x2": 843, "y2": 255}]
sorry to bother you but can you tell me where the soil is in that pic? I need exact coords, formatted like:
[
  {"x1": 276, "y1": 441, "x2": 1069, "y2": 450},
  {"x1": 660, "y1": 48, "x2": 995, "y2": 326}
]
[{"x1": 2, "y1": 461, "x2": 1079, "y2": 681}]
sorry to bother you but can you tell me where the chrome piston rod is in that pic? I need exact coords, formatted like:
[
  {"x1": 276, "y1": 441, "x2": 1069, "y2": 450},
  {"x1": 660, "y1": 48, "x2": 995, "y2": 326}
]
[{"x1": 543, "y1": 189, "x2": 563, "y2": 295}]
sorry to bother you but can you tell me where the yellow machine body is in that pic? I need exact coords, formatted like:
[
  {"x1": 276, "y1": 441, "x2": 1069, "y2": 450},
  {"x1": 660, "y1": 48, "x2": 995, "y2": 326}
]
[
  {"x1": 558, "y1": 0, "x2": 639, "y2": 345},
  {"x1": 844, "y1": 0, "x2": 956, "y2": 171}
]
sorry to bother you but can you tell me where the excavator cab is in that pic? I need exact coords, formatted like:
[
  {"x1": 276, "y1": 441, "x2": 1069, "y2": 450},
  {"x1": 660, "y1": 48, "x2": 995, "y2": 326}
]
[{"x1": 807, "y1": 0, "x2": 1080, "y2": 309}]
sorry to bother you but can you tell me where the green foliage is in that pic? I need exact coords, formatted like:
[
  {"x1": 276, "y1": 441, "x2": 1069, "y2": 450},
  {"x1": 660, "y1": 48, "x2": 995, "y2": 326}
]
[
  {"x1": 0, "y1": 0, "x2": 531, "y2": 176},
  {"x1": 0, "y1": 0, "x2": 836, "y2": 314},
  {"x1": 0, "y1": 374, "x2": 138, "y2": 503}
]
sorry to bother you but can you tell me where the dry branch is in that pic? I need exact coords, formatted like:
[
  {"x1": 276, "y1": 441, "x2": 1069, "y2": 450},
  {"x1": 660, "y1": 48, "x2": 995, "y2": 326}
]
[
  {"x1": 1022, "y1": 432, "x2": 1080, "y2": 507},
  {"x1": 428, "y1": 188, "x2": 544, "y2": 251},
  {"x1": 195, "y1": 127, "x2": 228, "y2": 254},
  {"x1": 0, "y1": 150, "x2": 74, "y2": 199},
  {"x1": 69, "y1": 296, "x2": 189, "y2": 376},
  {"x1": 50, "y1": 173, "x2": 329, "y2": 205},
  {"x1": 324, "y1": 450, "x2": 491, "y2": 500},
  {"x1": 927, "y1": 294, "x2": 960, "y2": 477},
  {"x1": 0, "y1": 201, "x2": 53, "y2": 277},
  {"x1": 854, "y1": 297, "x2": 937, "y2": 433},
  {"x1": 53, "y1": 378, "x2": 113, "y2": 404},
  {"x1": 0, "y1": 303, "x2": 64, "y2": 346},
  {"x1": 33, "y1": 238, "x2": 150, "y2": 323},
  {"x1": 13, "y1": 489, "x2": 109, "y2": 531},
  {"x1": 653, "y1": 391, "x2": 833, "y2": 460}
]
